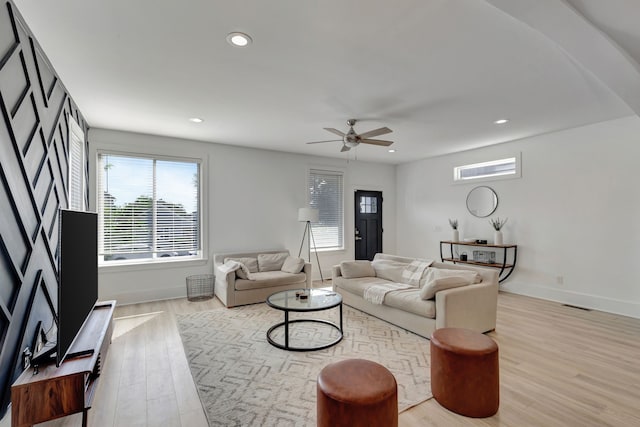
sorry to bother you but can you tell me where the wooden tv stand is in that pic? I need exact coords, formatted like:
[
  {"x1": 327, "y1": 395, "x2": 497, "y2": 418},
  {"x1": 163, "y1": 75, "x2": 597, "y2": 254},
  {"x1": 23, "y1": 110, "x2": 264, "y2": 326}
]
[{"x1": 11, "y1": 301, "x2": 116, "y2": 427}]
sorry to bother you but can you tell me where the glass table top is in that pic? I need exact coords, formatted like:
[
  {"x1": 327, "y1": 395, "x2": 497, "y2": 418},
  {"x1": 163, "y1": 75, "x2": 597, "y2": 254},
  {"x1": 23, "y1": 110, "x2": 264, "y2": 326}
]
[{"x1": 266, "y1": 289, "x2": 341, "y2": 312}]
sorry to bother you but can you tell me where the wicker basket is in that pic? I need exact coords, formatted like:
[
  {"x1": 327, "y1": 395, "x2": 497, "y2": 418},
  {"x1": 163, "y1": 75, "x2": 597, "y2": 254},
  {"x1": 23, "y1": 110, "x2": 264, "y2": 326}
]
[{"x1": 186, "y1": 274, "x2": 214, "y2": 301}]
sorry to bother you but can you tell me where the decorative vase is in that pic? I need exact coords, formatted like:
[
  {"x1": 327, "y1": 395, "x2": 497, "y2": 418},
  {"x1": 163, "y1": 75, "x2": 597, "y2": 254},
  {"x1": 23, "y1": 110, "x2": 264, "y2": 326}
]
[
  {"x1": 452, "y1": 229, "x2": 459, "y2": 242},
  {"x1": 494, "y1": 230, "x2": 503, "y2": 245}
]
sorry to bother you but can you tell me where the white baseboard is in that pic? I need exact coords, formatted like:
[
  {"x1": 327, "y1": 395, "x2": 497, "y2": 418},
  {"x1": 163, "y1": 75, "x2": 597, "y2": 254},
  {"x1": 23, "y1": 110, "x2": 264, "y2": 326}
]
[
  {"x1": 101, "y1": 285, "x2": 186, "y2": 306},
  {"x1": 500, "y1": 281, "x2": 640, "y2": 319}
]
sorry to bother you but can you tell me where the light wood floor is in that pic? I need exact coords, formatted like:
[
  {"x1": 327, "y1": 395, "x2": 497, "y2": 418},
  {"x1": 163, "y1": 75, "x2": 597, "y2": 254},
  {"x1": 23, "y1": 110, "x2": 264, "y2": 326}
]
[{"x1": 41, "y1": 287, "x2": 640, "y2": 427}]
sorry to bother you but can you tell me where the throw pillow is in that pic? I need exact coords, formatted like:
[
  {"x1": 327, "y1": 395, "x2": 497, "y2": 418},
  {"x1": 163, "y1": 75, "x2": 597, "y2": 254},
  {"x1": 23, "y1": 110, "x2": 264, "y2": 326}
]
[
  {"x1": 235, "y1": 262, "x2": 252, "y2": 279},
  {"x1": 419, "y1": 268, "x2": 482, "y2": 300},
  {"x1": 340, "y1": 261, "x2": 376, "y2": 279},
  {"x1": 281, "y1": 256, "x2": 305, "y2": 274},
  {"x1": 224, "y1": 257, "x2": 259, "y2": 273},
  {"x1": 257, "y1": 252, "x2": 289, "y2": 272},
  {"x1": 371, "y1": 259, "x2": 408, "y2": 283}
]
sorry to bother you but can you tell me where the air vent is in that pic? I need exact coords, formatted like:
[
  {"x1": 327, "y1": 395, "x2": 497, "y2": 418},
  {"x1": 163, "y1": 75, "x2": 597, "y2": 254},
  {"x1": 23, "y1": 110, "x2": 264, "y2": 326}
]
[{"x1": 562, "y1": 304, "x2": 591, "y2": 311}]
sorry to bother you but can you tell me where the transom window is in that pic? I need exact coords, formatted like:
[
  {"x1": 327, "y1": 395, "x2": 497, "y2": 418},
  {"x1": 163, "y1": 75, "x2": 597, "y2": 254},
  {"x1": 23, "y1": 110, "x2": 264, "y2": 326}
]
[
  {"x1": 97, "y1": 152, "x2": 201, "y2": 263},
  {"x1": 307, "y1": 169, "x2": 344, "y2": 251},
  {"x1": 453, "y1": 156, "x2": 520, "y2": 182}
]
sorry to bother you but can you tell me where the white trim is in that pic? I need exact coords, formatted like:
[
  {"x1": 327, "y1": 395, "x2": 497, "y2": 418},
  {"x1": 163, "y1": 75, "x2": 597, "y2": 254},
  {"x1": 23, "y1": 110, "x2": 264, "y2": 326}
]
[
  {"x1": 96, "y1": 150, "x2": 207, "y2": 266},
  {"x1": 96, "y1": 148, "x2": 202, "y2": 165},
  {"x1": 99, "y1": 257, "x2": 208, "y2": 272}
]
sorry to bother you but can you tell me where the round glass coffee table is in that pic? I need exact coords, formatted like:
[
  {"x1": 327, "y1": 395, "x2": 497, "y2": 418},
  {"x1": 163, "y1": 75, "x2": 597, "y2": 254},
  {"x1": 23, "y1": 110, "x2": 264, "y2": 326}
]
[{"x1": 266, "y1": 289, "x2": 343, "y2": 351}]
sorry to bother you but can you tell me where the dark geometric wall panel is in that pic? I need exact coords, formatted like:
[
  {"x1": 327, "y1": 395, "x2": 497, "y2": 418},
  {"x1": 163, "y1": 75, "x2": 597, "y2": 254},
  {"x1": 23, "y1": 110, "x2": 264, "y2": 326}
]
[
  {"x1": 12, "y1": 93, "x2": 38, "y2": 154},
  {"x1": 23, "y1": 129, "x2": 46, "y2": 187},
  {"x1": 33, "y1": 154, "x2": 53, "y2": 213},
  {"x1": 0, "y1": 237, "x2": 20, "y2": 314},
  {"x1": 0, "y1": 165, "x2": 31, "y2": 275},
  {"x1": 41, "y1": 179, "x2": 60, "y2": 234},
  {"x1": 0, "y1": 2, "x2": 17, "y2": 66},
  {"x1": 0, "y1": 1, "x2": 89, "y2": 418},
  {"x1": 0, "y1": 50, "x2": 27, "y2": 116},
  {"x1": 30, "y1": 39, "x2": 57, "y2": 109}
]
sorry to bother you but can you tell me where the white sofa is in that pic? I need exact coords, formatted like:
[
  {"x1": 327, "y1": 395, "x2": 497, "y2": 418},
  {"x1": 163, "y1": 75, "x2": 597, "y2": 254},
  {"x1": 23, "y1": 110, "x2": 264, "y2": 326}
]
[
  {"x1": 214, "y1": 249, "x2": 311, "y2": 307},
  {"x1": 332, "y1": 253, "x2": 499, "y2": 338}
]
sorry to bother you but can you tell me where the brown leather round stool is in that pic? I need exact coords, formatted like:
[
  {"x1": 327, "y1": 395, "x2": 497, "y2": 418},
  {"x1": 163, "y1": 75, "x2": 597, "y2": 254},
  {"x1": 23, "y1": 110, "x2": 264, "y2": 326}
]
[
  {"x1": 430, "y1": 328, "x2": 499, "y2": 418},
  {"x1": 317, "y1": 358, "x2": 398, "y2": 427}
]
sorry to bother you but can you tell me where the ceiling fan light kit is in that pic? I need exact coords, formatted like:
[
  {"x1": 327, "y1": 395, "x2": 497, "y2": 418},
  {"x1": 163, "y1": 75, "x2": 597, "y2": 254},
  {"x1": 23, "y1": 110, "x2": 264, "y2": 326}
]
[{"x1": 307, "y1": 119, "x2": 394, "y2": 152}]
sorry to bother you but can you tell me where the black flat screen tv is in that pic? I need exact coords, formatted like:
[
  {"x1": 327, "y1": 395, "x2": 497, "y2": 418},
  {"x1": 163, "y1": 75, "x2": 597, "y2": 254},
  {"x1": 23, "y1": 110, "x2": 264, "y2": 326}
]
[
  {"x1": 30, "y1": 209, "x2": 98, "y2": 367},
  {"x1": 56, "y1": 209, "x2": 98, "y2": 366}
]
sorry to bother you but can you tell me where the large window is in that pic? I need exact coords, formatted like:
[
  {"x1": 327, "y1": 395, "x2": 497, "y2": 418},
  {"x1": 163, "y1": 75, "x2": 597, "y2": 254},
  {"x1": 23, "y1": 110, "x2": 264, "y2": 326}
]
[
  {"x1": 308, "y1": 169, "x2": 343, "y2": 250},
  {"x1": 97, "y1": 152, "x2": 201, "y2": 263}
]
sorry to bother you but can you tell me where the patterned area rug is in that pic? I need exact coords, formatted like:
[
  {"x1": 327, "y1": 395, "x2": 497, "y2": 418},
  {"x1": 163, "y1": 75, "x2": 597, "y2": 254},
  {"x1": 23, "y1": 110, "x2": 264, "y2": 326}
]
[{"x1": 176, "y1": 303, "x2": 432, "y2": 426}]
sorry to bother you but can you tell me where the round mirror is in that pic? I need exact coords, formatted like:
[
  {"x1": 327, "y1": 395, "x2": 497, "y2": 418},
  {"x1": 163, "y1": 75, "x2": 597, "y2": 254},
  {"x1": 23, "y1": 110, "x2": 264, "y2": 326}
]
[{"x1": 466, "y1": 186, "x2": 498, "y2": 218}]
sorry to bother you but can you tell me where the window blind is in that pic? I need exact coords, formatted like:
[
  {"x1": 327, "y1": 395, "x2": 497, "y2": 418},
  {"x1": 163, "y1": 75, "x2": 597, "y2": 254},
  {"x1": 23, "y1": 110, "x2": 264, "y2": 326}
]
[
  {"x1": 68, "y1": 117, "x2": 85, "y2": 210},
  {"x1": 98, "y1": 153, "x2": 200, "y2": 262},
  {"x1": 68, "y1": 136, "x2": 84, "y2": 210},
  {"x1": 308, "y1": 169, "x2": 343, "y2": 250}
]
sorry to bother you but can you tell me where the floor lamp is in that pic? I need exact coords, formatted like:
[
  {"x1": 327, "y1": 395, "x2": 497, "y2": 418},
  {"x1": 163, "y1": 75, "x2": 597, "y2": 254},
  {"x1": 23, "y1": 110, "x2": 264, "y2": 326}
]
[{"x1": 297, "y1": 207, "x2": 324, "y2": 285}]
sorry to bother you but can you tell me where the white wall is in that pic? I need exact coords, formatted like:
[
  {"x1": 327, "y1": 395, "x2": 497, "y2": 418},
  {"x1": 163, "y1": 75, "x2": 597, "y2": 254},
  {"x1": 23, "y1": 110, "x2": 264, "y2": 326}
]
[
  {"x1": 88, "y1": 129, "x2": 396, "y2": 305},
  {"x1": 396, "y1": 116, "x2": 640, "y2": 318}
]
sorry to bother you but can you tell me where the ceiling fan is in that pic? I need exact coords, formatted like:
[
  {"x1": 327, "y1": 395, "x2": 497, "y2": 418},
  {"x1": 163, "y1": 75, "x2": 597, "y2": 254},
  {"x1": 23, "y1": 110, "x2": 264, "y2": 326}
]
[{"x1": 307, "y1": 119, "x2": 393, "y2": 152}]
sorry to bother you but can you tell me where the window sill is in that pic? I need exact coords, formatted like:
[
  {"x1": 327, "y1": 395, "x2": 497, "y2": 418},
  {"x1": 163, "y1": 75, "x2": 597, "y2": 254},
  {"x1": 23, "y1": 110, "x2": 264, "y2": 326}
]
[
  {"x1": 99, "y1": 256, "x2": 208, "y2": 273},
  {"x1": 315, "y1": 248, "x2": 346, "y2": 255}
]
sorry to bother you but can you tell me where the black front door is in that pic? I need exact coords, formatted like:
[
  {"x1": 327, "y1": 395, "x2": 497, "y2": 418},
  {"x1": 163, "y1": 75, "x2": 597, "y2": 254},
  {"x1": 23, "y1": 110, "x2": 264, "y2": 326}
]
[{"x1": 354, "y1": 190, "x2": 383, "y2": 260}]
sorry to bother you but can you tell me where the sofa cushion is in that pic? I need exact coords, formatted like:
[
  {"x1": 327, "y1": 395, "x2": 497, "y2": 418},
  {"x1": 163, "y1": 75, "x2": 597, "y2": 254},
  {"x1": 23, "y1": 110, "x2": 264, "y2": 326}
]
[
  {"x1": 224, "y1": 257, "x2": 259, "y2": 273},
  {"x1": 340, "y1": 261, "x2": 376, "y2": 279},
  {"x1": 383, "y1": 289, "x2": 436, "y2": 318},
  {"x1": 235, "y1": 271, "x2": 307, "y2": 291},
  {"x1": 371, "y1": 259, "x2": 408, "y2": 283},
  {"x1": 334, "y1": 276, "x2": 392, "y2": 297},
  {"x1": 281, "y1": 256, "x2": 305, "y2": 274},
  {"x1": 419, "y1": 268, "x2": 482, "y2": 300},
  {"x1": 257, "y1": 252, "x2": 289, "y2": 272}
]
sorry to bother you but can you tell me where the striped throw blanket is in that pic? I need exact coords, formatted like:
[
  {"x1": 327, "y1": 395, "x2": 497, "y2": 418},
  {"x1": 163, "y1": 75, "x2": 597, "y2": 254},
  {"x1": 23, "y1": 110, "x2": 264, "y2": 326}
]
[
  {"x1": 364, "y1": 282, "x2": 414, "y2": 305},
  {"x1": 401, "y1": 260, "x2": 433, "y2": 286},
  {"x1": 219, "y1": 260, "x2": 254, "y2": 280}
]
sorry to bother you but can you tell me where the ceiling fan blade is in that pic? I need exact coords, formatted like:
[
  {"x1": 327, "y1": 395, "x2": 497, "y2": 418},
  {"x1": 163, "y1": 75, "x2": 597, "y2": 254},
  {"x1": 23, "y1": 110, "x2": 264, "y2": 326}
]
[
  {"x1": 324, "y1": 127, "x2": 346, "y2": 137},
  {"x1": 360, "y1": 139, "x2": 394, "y2": 147},
  {"x1": 358, "y1": 127, "x2": 392, "y2": 139},
  {"x1": 306, "y1": 139, "x2": 342, "y2": 144},
  {"x1": 340, "y1": 145, "x2": 351, "y2": 152}
]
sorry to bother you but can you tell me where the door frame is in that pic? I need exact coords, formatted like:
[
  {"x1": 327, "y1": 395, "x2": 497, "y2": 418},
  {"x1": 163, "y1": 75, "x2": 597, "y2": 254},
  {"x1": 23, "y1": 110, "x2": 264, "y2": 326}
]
[{"x1": 353, "y1": 189, "x2": 383, "y2": 260}]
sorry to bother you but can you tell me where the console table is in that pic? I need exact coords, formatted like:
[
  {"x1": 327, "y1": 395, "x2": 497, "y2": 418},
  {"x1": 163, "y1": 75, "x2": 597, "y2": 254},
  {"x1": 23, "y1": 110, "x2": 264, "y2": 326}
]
[
  {"x1": 440, "y1": 241, "x2": 517, "y2": 283},
  {"x1": 11, "y1": 300, "x2": 116, "y2": 427}
]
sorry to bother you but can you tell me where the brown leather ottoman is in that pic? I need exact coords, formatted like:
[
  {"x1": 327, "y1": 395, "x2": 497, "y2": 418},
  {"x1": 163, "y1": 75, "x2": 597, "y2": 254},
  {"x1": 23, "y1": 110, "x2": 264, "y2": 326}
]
[
  {"x1": 430, "y1": 328, "x2": 499, "y2": 418},
  {"x1": 317, "y1": 358, "x2": 398, "y2": 427}
]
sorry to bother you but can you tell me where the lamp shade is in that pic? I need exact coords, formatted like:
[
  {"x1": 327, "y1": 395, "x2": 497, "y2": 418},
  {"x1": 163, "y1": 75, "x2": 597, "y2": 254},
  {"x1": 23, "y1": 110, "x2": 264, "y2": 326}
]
[{"x1": 298, "y1": 207, "x2": 319, "y2": 222}]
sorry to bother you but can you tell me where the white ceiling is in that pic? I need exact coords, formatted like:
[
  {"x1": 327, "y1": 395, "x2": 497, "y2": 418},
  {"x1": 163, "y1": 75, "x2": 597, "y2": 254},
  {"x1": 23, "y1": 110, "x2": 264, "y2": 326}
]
[{"x1": 12, "y1": 0, "x2": 640, "y2": 164}]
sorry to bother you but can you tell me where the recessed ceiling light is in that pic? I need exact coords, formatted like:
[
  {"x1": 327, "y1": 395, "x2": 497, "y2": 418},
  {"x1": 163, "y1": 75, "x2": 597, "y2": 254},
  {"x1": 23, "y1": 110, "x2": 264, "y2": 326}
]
[
  {"x1": 494, "y1": 119, "x2": 509, "y2": 125},
  {"x1": 226, "y1": 32, "x2": 252, "y2": 47},
  {"x1": 388, "y1": 149, "x2": 396, "y2": 153},
  {"x1": 189, "y1": 117, "x2": 203, "y2": 123}
]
